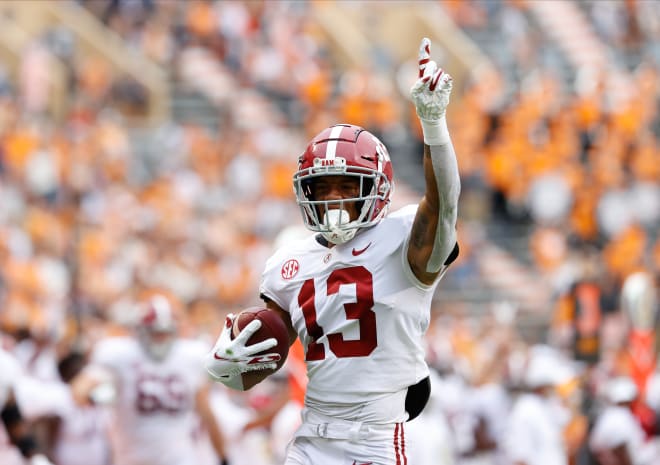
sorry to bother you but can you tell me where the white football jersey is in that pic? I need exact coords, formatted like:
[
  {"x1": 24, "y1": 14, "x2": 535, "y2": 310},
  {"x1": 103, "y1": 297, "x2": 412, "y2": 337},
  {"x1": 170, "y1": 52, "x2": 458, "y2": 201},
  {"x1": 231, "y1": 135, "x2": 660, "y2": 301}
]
[
  {"x1": 0, "y1": 347, "x2": 20, "y2": 410},
  {"x1": 91, "y1": 337, "x2": 208, "y2": 465},
  {"x1": 504, "y1": 394, "x2": 568, "y2": 465},
  {"x1": 589, "y1": 405, "x2": 655, "y2": 465},
  {"x1": 260, "y1": 206, "x2": 448, "y2": 423},
  {"x1": 0, "y1": 347, "x2": 24, "y2": 465},
  {"x1": 46, "y1": 382, "x2": 110, "y2": 465}
]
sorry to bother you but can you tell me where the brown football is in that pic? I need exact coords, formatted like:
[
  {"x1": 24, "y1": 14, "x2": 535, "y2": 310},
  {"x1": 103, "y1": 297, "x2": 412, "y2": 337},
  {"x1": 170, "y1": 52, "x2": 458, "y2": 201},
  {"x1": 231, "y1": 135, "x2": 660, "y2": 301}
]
[{"x1": 231, "y1": 307, "x2": 290, "y2": 370}]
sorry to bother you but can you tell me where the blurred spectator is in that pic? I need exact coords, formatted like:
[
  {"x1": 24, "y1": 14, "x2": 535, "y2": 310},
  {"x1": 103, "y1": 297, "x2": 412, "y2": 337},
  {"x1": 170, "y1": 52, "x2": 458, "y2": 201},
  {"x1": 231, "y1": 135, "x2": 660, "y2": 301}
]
[
  {"x1": 589, "y1": 376, "x2": 657, "y2": 465},
  {"x1": 551, "y1": 249, "x2": 621, "y2": 365},
  {"x1": 503, "y1": 345, "x2": 571, "y2": 465}
]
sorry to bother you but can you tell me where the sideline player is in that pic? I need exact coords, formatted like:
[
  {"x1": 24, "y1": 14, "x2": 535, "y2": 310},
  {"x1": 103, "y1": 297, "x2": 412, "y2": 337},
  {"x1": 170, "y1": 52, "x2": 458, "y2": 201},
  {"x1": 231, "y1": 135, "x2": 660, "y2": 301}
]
[
  {"x1": 0, "y1": 345, "x2": 55, "y2": 465},
  {"x1": 72, "y1": 295, "x2": 230, "y2": 465},
  {"x1": 206, "y1": 37, "x2": 460, "y2": 465}
]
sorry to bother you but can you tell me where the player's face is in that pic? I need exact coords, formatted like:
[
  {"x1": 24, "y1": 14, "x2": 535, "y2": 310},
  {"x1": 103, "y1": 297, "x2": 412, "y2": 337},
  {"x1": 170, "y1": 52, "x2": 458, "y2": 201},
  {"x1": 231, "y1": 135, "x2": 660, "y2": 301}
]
[
  {"x1": 311, "y1": 175, "x2": 361, "y2": 221},
  {"x1": 139, "y1": 329, "x2": 175, "y2": 361}
]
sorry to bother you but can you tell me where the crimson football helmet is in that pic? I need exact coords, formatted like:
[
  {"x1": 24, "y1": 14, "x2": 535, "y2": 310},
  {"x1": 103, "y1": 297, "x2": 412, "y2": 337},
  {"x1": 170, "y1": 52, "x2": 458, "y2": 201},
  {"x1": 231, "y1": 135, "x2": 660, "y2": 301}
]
[
  {"x1": 136, "y1": 295, "x2": 177, "y2": 361},
  {"x1": 293, "y1": 124, "x2": 394, "y2": 244}
]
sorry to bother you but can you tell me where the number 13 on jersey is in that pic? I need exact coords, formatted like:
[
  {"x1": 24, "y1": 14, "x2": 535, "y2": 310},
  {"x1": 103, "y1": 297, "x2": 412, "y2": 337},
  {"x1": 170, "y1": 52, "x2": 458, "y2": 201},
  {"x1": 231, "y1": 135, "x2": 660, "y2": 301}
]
[{"x1": 297, "y1": 266, "x2": 377, "y2": 361}]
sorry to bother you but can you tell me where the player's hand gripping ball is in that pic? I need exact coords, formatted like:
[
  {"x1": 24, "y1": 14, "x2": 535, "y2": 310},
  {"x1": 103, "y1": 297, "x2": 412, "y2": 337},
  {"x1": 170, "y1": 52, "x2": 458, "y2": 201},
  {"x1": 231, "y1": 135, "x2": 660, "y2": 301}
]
[
  {"x1": 232, "y1": 307, "x2": 289, "y2": 371},
  {"x1": 205, "y1": 307, "x2": 289, "y2": 384}
]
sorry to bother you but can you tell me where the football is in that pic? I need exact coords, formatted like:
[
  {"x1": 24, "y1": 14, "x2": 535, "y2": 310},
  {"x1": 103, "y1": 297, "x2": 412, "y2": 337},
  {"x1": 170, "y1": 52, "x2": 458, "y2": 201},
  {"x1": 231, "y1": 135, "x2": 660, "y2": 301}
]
[{"x1": 232, "y1": 307, "x2": 290, "y2": 370}]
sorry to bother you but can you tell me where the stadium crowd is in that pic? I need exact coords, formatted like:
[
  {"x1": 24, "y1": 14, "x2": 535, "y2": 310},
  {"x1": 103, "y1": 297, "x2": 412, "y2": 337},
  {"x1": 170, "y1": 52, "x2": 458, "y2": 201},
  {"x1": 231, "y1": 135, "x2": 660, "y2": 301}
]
[{"x1": 0, "y1": 1, "x2": 659, "y2": 464}]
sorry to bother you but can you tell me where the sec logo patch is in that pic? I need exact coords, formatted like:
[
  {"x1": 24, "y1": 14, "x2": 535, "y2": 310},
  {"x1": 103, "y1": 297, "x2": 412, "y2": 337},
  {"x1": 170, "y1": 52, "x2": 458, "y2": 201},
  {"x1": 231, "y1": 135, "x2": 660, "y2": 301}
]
[{"x1": 281, "y1": 259, "x2": 299, "y2": 279}]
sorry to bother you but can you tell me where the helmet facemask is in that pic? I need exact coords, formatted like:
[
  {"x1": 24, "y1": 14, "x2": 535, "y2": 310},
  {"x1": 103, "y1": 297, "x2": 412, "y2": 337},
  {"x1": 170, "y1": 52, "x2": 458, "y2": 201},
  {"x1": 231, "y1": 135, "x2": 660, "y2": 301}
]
[
  {"x1": 294, "y1": 124, "x2": 395, "y2": 244},
  {"x1": 138, "y1": 328, "x2": 175, "y2": 361},
  {"x1": 136, "y1": 296, "x2": 177, "y2": 362},
  {"x1": 294, "y1": 161, "x2": 391, "y2": 244}
]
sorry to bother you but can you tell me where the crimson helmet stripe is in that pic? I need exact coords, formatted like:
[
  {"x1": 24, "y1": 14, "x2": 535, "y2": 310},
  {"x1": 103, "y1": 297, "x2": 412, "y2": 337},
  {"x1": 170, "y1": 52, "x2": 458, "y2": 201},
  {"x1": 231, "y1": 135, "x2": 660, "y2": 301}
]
[{"x1": 324, "y1": 125, "x2": 345, "y2": 160}]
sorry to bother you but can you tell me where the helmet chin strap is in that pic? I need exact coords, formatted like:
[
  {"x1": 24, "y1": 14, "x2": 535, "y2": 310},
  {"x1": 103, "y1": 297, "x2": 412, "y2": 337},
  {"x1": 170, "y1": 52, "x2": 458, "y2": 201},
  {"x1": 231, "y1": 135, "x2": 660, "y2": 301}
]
[{"x1": 321, "y1": 209, "x2": 356, "y2": 244}]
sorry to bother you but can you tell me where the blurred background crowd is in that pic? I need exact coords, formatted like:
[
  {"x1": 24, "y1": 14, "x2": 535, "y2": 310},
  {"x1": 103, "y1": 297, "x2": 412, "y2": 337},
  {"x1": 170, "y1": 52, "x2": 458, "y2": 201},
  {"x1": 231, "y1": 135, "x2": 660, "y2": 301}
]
[{"x1": 0, "y1": 1, "x2": 658, "y2": 464}]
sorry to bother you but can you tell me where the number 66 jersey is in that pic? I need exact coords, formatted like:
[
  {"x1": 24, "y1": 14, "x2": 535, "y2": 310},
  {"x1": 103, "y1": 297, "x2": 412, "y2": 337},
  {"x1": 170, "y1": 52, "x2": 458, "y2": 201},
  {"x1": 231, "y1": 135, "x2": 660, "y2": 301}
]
[
  {"x1": 90, "y1": 336, "x2": 208, "y2": 465},
  {"x1": 260, "y1": 205, "x2": 452, "y2": 424}
]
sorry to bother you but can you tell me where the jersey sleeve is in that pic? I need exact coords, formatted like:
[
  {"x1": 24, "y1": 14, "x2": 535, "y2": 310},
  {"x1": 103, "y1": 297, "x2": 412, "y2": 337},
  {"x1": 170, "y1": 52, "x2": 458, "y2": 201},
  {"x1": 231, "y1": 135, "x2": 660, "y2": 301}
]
[
  {"x1": 13, "y1": 379, "x2": 70, "y2": 420},
  {"x1": 259, "y1": 247, "x2": 294, "y2": 311}
]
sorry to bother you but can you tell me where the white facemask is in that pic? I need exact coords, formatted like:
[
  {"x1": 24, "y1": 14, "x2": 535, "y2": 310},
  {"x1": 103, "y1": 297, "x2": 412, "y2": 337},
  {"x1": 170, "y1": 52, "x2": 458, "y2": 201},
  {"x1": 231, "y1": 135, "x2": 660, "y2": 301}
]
[
  {"x1": 146, "y1": 340, "x2": 173, "y2": 361},
  {"x1": 321, "y1": 209, "x2": 356, "y2": 244}
]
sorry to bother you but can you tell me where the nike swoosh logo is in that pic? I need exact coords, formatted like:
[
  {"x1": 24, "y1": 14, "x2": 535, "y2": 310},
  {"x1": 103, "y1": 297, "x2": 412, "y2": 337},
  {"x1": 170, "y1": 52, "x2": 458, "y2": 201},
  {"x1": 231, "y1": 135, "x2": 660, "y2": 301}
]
[
  {"x1": 351, "y1": 243, "x2": 371, "y2": 256},
  {"x1": 352, "y1": 461, "x2": 373, "y2": 465}
]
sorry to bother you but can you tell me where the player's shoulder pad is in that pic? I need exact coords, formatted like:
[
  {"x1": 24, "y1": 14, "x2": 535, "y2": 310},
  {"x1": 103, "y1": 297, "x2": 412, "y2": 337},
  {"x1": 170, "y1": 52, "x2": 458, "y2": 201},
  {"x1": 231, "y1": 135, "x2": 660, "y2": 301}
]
[
  {"x1": 387, "y1": 203, "x2": 419, "y2": 219},
  {"x1": 381, "y1": 204, "x2": 419, "y2": 231},
  {"x1": 264, "y1": 231, "x2": 316, "y2": 269},
  {"x1": 92, "y1": 336, "x2": 138, "y2": 365}
]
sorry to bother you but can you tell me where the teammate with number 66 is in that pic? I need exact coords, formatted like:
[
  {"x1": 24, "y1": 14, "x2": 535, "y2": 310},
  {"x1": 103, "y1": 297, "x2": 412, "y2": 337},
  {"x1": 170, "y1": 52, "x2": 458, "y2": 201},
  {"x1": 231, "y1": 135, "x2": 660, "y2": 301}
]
[
  {"x1": 72, "y1": 295, "x2": 230, "y2": 465},
  {"x1": 205, "y1": 37, "x2": 461, "y2": 465}
]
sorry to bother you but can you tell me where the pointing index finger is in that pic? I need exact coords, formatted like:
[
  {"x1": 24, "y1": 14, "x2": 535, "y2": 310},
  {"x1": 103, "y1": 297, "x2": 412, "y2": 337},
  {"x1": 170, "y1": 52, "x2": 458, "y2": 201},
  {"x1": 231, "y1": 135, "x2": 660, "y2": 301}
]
[{"x1": 418, "y1": 37, "x2": 431, "y2": 78}]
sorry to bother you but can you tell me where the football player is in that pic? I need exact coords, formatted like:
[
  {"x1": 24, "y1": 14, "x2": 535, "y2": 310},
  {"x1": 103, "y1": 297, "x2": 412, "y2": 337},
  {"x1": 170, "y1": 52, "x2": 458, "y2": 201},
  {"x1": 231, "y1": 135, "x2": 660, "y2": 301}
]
[
  {"x1": 0, "y1": 345, "x2": 55, "y2": 465},
  {"x1": 590, "y1": 377, "x2": 657, "y2": 465},
  {"x1": 72, "y1": 295, "x2": 230, "y2": 465},
  {"x1": 206, "y1": 37, "x2": 460, "y2": 465}
]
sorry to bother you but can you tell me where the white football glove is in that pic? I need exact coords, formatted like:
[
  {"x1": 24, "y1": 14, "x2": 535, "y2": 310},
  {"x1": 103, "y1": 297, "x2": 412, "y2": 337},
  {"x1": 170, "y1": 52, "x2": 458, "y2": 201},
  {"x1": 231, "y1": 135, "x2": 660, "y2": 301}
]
[
  {"x1": 205, "y1": 314, "x2": 280, "y2": 386},
  {"x1": 410, "y1": 37, "x2": 453, "y2": 145}
]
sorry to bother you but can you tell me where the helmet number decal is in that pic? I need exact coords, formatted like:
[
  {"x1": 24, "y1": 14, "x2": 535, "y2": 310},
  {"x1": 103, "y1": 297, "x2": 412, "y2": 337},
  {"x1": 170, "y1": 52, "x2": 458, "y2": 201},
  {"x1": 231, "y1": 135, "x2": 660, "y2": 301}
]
[{"x1": 297, "y1": 266, "x2": 377, "y2": 360}]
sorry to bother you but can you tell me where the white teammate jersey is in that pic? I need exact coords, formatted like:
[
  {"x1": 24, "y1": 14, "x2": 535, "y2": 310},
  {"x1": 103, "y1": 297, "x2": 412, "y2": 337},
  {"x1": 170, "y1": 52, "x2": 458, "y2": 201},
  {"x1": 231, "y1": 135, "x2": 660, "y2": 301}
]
[
  {"x1": 40, "y1": 381, "x2": 110, "y2": 465},
  {"x1": 260, "y1": 205, "x2": 448, "y2": 423},
  {"x1": 0, "y1": 347, "x2": 24, "y2": 465},
  {"x1": 504, "y1": 393, "x2": 568, "y2": 465},
  {"x1": 91, "y1": 337, "x2": 208, "y2": 465},
  {"x1": 589, "y1": 405, "x2": 655, "y2": 465}
]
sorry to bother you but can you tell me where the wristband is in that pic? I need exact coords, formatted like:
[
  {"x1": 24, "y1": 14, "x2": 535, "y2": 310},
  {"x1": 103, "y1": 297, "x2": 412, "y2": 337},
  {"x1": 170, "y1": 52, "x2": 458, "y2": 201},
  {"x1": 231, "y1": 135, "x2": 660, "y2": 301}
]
[{"x1": 420, "y1": 116, "x2": 450, "y2": 146}]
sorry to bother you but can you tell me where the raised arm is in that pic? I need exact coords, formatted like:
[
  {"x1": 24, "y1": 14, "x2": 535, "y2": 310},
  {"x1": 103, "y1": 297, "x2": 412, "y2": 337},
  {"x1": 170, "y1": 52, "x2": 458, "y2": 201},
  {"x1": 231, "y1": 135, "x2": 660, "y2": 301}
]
[{"x1": 408, "y1": 38, "x2": 460, "y2": 285}]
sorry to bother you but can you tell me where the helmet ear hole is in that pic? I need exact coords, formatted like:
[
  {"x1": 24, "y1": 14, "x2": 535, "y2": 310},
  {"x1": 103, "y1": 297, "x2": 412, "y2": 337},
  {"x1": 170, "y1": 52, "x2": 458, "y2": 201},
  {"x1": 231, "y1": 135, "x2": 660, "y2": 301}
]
[
  {"x1": 361, "y1": 179, "x2": 374, "y2": 197},
  {"x1": 302, "y1": 179, "x2": 314, "y2": 200},
  {"x1": 355, "y1": 178, "x2": 374, "y2": 215}
]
